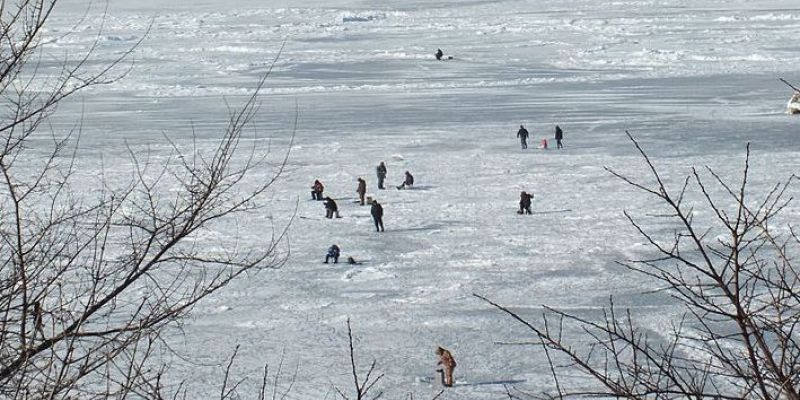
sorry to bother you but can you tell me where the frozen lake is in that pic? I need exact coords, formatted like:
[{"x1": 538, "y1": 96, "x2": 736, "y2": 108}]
[{"x1": 36, "y1": 0, "x2": 800, "y2": 397}]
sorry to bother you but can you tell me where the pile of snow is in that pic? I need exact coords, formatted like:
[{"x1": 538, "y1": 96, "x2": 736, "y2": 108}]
[
  {"x1": 341, "y1": 11, "x2": 385, "y2": 23},
  {"x1": 787, "y1": 93, "x2": 800, "y2": 114}
]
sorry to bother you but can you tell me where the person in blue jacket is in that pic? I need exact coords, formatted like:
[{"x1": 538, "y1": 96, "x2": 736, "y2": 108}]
[{"x1": 324, "y1": 244, "x2": 340, "y2": 264}]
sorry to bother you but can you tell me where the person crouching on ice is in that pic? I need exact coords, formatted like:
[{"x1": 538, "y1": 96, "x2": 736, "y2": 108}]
[
  {"x1": 311, "y1": 180, "x2": 324, "y2": 200},
  {"x1": 324, "y1": 196, "x2": 341, "y2": 219},
  {"x1": 324, "y1": 244, "x2": 340, "y2": 264},
  {"x1": 518, "y1": 191, "x2": 533, "y2": 214},
  {"x1": 435, "y1": 346, "x2": 456, "y2": 387}
]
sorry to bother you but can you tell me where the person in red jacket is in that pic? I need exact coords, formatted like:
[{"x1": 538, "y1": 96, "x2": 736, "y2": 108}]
[{"x1": 311, "y1": 180, "x2": 324, "y2": 201}]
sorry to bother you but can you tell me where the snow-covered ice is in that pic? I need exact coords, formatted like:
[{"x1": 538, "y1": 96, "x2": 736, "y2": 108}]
[{"x1": 38, "y1": 0, "x2": 800, "y2": 397}]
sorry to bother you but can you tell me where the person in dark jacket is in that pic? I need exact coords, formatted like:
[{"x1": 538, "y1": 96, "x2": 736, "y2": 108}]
[
  {"x1": 555, "y1": 125, "x2": 563, "y2": 149},
  {"x1": 517, "y1": 125, "x2": 529, "y2": 149},
  {"x1": 356, "y1": 177, "x2": 367, "y2": 205},
  {"x1": 370, "y1": 199, "x2": 384, "y2": 232},
  {"x1": 324, "y1": 197, "x2": 341, "y2": 219},
  {"x1": 376, "y1": 162, "x2": 387, "y2": 189},
  {"x1": 435, "y1": 48, "x2": 444, "y2": 61},
  {"x1": 311, "y1": 180, "x2": 324, "y2": 200},
  {"x1": 324, "y1": 244, "x2": 340, "y2": 264},
  {"x1": 518, "y1": 191, "x2": 533, "y2": 214},
  {"x1": 396, "y1": 171, "x2": 414, "y2": 190}
]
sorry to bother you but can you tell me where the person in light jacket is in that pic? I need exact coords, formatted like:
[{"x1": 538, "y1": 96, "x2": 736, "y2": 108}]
[{"x1": 435, "y1": 346, "x2": 456, "y2": 387}]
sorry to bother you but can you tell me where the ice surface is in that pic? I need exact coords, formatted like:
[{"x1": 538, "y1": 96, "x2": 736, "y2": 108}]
[{"x1": 34, "y1": 0, "x2": 800, "y2": 397}]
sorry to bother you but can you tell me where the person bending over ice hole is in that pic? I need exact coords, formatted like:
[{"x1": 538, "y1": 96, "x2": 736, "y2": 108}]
[
  {"x1": 396, "y1": 171, "x2": 414, "y2": 190},
  {"x1": 323, "y1": 196, "x2": 341, "y2": 219},
  {"x1": 370, "y1": 199, "x2": 384, "y2": 232},
  {"x1": 435, "y1": 48, "x2": 444, "y2": 60},
  {"x1": 356, "y1": 177, "x2": 367, "y2": 205},
  {"x1": 518, "y1": 191, "x2": 533, "y2": 214},
  {"x1": 311, "y1": 180, "x2": 324, "y2": 200},
  {"x1": 435, "y1": 346, "x2": 456, "y2": 387},
  {"x1": 376, "y1": 161, "x2": 387, "y2": 190},
  {"x1": 324, "y1": 244, "x2": 340, "y2": 264}
]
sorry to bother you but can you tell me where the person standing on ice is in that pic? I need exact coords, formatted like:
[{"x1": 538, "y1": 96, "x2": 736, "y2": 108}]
[
  {"x1": 435, "y1": 346, "x2": 456, "y2": 387},
  {"x1": 324, "y1": 244, "x2": 340, "y2": 264},
  {"x1": 370, "y1": 199, "x2": 384, "y2": 232},
  {"x1": 323, "y1": 196, "x2": 341, "y2": 219},
  {"x1": 376, "y1": 162, "x2": 387, "y2": 190},
  {"x1": 518, "y1": 191, "x2": 533, "y2": 214},
  {"x1": 555, "y1": 125, "x2": 563, "y2": 149},
  {"x1": 516, "y1": 125, "x2": 529, "y2": 149},
  {"x1": 356, "y1": 177, "x2": 367, "y2": 205},
  {"x1": 435, "y1": 48, "x2": 444, "y2": 61},
  {"x1": 396, "y1": 171, "x2": 414, "y2": 190}
]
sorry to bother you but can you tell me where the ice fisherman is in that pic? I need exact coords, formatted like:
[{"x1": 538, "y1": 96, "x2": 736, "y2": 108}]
[
  {"x1": 324, "y1": 197, "x2": 341, "y2": 219},
  {"x1": 517, "y1": 125, "x2": 529, "y2": 149},
  {"x1": 370, "y1": 199, "x2": 384, "y2": 232},
  {"x1": 435, "y1": 346, "x2": 456, "y2": 387},
  {"x1": 788, "y1": 92, "x2": 800, "y2": 114},
  {"x1": 555, "y1": 125, "x2": 563, "y2": 149},
  {"x1": 435, "y1": 48, "x2": 444, "y2": 61},
  {"x1": 376, "y1": 162, "x2": 387, "y2": 190},
  {"x1": 356, "y1": 177, "x2": 367, "y2": 206},
  {"x1": 396, "y1": 171, "x2": 414, "y2": 190},
  {"x1": 324, "y1": 244, "x2": 340, "y2": 264},
  {"x1": 518, "y1": 191, "x2": 533, "y2": 214},
  {"x1": 311, "y1": 180, "x2": 324, "y2": 201}
]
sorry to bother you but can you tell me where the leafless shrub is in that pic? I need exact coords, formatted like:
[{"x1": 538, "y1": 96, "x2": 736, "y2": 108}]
[
  {"x1": 334, "y1": 318, "x2": 384, "y2": 400},
  {"x1": 0, "y1": 1, "x2": 292, "y2": 398}
]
